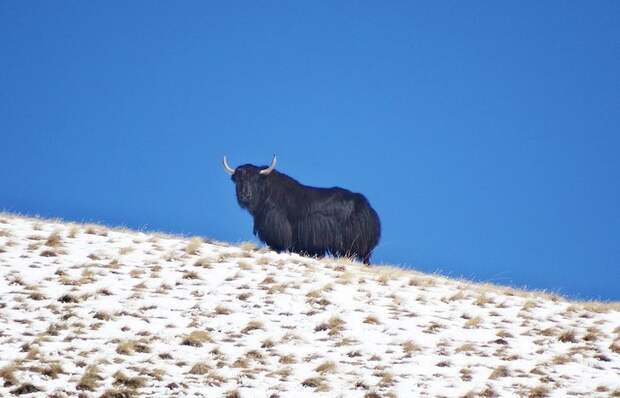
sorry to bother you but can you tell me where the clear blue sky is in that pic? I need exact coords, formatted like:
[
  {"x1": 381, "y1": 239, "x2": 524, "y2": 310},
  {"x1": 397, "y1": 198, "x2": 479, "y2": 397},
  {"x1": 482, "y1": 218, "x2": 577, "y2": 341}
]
[{"x1": 1, "y1": 2, "x2": 618, "y2": 300}]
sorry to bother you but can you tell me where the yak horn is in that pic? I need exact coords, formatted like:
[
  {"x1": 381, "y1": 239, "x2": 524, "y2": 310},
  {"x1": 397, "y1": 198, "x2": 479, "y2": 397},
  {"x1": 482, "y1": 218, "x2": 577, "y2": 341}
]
[
  {"x1": 259, "y1": 155, "x2": 277, "y2": 175},
  {"x1": 222, "y1": 156, "x2": 236, "y2": 175}
]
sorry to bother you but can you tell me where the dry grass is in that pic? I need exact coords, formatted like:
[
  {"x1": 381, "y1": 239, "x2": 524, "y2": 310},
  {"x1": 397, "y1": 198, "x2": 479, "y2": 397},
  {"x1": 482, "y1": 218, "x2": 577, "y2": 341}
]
[
  {"x1": 558, "y1": 329, "x2": 577, "y2": 343},
  {"x1": 189, "y1": 362, "x2": 211, "y2": 375},
  {"x1": 45, "y1": 230, "x2": 63, "y2": 247},
  {"x1": 455, "y1": 343, "x2": 477, "y2": 353},
  {"x1": 214, "y1": 305, "x2": 232, "y2": 315},
  {"x1": 489, "y1": 365, "x2": 510, "y2": 379},
  {"x1": 10, "y1": 384, "x2": 42, "y2": 395},
  {"x1": 464, "y1": 316, "x2": 482, "y2": 329},
  {"x1": 116, "y1": 339, "x2": 151, "y2": 355},
  {"x1": 374, "y1": 370, "x2": 394, "y2": 386},
  {"x1": 181, "y1": 330, "x2": 212, "y2": 346},
  {"x1": 77, "y1": 365, "x2": 101, "y2": 391},
  {"x1": 241, "y1": 320, "x2": 264, "y2": 334},
  {"x1": 364, "y1": 315, "x2": 381, "y2": 325},
  {"x1": 194, "y1": 257, "x2": 212, "y2": 268},
  {"x1": 301, "y1": 376, "x2": 329, "y2": 391},
  {"x1": 101, "y1": 389, "x2": 136, "y2": 398},
  {"x1": 315, "y1": 316, "x2": 345, "y2": 336},
  {"x1": 0, "y1": 363, "x2": 19, "y2": 386},
  {"x1": 112, "y1": 370, "x2": 146, "y2": 389},
  {"x1": 528, "y1": 385, "x2": 550, "y2": 398},
  {"x1": 185, "y1": 237, "x2": 203, "y2": 255},
  {"x1": 183, "y1": 270, "x2": 201, "y2": 280},
  {"x1": 402, "y1": 340, "x2": 421, "y2": 356},
  {"x1": 224, "y1": 390, "x2": 241, "y2": 398},
  {"x1": 279, "y1": 354, "x2": 297, "y2": 364},
  {"x1": 239, "y1": 241, "x2": 257, "y2": 251},
  {"x1": 315, "y1": 360, "x2": 336, "y2": 374},
  {"x1": 94, "y1": 311, "x2": 114, "y2": 321}
]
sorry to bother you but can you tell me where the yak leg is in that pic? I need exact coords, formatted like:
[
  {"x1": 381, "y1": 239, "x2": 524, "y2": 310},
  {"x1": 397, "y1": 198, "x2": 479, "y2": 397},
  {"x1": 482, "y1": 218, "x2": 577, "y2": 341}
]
[{"x1": 254, "y1": 208, "x2": 293, "y2": 253}]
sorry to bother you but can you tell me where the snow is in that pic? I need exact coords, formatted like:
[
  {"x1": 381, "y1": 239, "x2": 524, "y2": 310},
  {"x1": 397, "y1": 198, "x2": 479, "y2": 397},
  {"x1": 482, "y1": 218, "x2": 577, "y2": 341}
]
[{"x1": 0, "y1": 213, "x2": 619, "y2": 397}]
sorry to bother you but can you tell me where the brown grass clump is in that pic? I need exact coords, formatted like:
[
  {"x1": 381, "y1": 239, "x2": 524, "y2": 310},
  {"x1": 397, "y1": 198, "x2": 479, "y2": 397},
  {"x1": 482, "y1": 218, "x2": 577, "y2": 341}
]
[
  {"x1": 279, "y1": 354, "x2": 296, "y2": 364},
  {"x1": 45, "y1": 230, "x2": 63, "y2": 247},
  {"x1": 301, "y1": 376, "x2": 328, "y2": 391},
  {"x1": 58, "y1": 293, "x2": 79, "y2": 303},
  {"x1": 609, "y1": 340, "x2": 620, "y2": 354},
  {"x1": 28, "y1": 291, "x2": 47, "y2": 301},
  {"x1": 239, "y1": 241, "x2": 256, "y2": 251},
  {"x1": 479, "y1": 385, "x2": 498, "y2": 397},
  {"x1": 189, "y1": 362, "x2": 211, "y2": 375},
  {"x1": 460, "y1": 368, "x2": 473, "y2": 381},
  {"x1": 364, "y1": 315, "x2": 381, "y2": 325},
  {"x1": 474, "y1": 293, "x2": 493, "y2": 306},
  {"x1": 112, "y1": 370, "x2": 146, "y2": 389},
  {"x1": 315, "y1": 316, "x2": 345, "y2": 336},
  {"x1": 116, "y1": 339, "x2": 151, "y2": 355},
  {"x1": 551, "y1": 354, "x2": 571, "y2": 365},
  {"x1": 101, "y1": 389, "x2": 136, "y2": 398},
  {"x1": 521, "y1": 300, "x2": 538, "y2": 311},
  {"x1": 0, "y1": 363, "x2": 19, "y2": 386},
  {"x1": 402, "y1": 340, "x2": 421, "y2": 356},
  {"x1": 183, "y1": 270, "x2": 201, "y2": 280},
  {"x1": 241, "y1": 320, "x2": 264, "y2": 334},
  {"x1": 237, "y1": 292, "x2": 251, "y2": 301},
  {"x1": 206, "y1": 371, "x2": 226, "y2": 386},
  {"x1": 558, "y1": 329, "x2": 577, "y2": 343},
  {"x1": 185, "y1": 237, "x2": 203, "y2": 255},
  {"x1": 232, "y1": 357, "x2": 249, "y2": 368},
  {"x1": 85, "y1": 225, "x2": 108, "y2": 236},
  {"x1": 256, "y1": 256, "x2": 271, "y2": 265},
  {"x1": 94, "y1": 311, "x2": 114, "y2": 321},
  {"x1": 224, "y1": 390, "x2": 241, "y2": 398},
  {"x1": 67, "y1": 224, "x2": 80, "y2": 238},
  {"x1": 77, "y1": 365, "x2": 102, "y2": 391},
  {"x1": 315, "y1": 360, "x2": 336, "y2": 374},
  {"x1": 194, "y1": 257, "x2": 212, "y2": 268},
  {"x1": 214, "y1": 305, "x2": 232, "y2": 315},
  {"x1": 489, "y1": 365, "x2": 510, "y2": 379},
  {"x1": 464, "y1": 316, "x2": 482, "y2": 329},
  {"x1": 455, "y1": 343, "x2": 477, "y2": 353},
  {"x1": 375, "y1": 370, "x2": 394, "y2": 386},
  {"x1": 38, "y1": 362, "x2": 64, "y2": 379},
  {"x1": 528, "y1": 385, "x2": 550, "y2": 398},
  {"x1": 10, "y1": 384, "x2": 42, "y2": 395},
  {"x1": 182, "y1": 330, "x2": 212, "y2": 347},
  {"x1": 40, "y1": 249, "x2": 58, "y2": 257}
]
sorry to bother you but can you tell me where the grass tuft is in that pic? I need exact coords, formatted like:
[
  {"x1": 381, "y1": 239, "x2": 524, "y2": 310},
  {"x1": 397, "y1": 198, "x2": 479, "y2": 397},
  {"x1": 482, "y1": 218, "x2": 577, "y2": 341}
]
[
  {"x1": 181, "y1": 330, "x2": 212, "y2": 347},
  {"x1": 185, "y1": 237, "x2": 203, "y2": 255},
  {"x1": 77, "y1": 365, "x2": 101, "y2": 391}
]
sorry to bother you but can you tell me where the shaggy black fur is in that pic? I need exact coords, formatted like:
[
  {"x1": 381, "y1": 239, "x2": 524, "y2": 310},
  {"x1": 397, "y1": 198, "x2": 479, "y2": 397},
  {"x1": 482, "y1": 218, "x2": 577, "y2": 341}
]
[{"x1": 228, "y1": 163, "x2": 381, "y2": 264}]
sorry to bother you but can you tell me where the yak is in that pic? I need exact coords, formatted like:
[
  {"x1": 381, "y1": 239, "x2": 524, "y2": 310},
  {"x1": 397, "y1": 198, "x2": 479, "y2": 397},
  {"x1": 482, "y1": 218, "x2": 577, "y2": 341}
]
[{"x1": 223, "y1": 155, "x2": 380, "y2": 264}]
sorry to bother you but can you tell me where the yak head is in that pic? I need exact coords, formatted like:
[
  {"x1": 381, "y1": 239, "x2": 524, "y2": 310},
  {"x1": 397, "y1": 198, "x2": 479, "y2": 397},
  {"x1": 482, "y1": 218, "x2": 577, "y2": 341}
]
[{"x1": 223, "y1": 155, "x2": 276, "y2": 213}]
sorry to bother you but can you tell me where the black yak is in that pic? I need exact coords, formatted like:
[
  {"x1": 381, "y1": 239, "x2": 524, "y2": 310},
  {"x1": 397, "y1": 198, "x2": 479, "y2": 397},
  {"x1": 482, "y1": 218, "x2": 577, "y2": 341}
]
[{"x1": 223, "y1": 155, "x2": 381, "y2": 264}]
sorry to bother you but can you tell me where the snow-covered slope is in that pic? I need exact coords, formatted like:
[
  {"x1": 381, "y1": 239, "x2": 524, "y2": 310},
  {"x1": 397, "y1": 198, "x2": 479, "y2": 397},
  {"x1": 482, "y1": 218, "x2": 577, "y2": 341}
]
[{"x1": 0, "y1": 213, "x2": 619, "y2": 398}]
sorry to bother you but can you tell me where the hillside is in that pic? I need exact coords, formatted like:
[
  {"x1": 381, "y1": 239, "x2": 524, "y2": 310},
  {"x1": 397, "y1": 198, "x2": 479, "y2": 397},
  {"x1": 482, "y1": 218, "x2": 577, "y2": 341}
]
[{"x1": 0, "y1": 213, "x2": 619, "y2": 397}]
